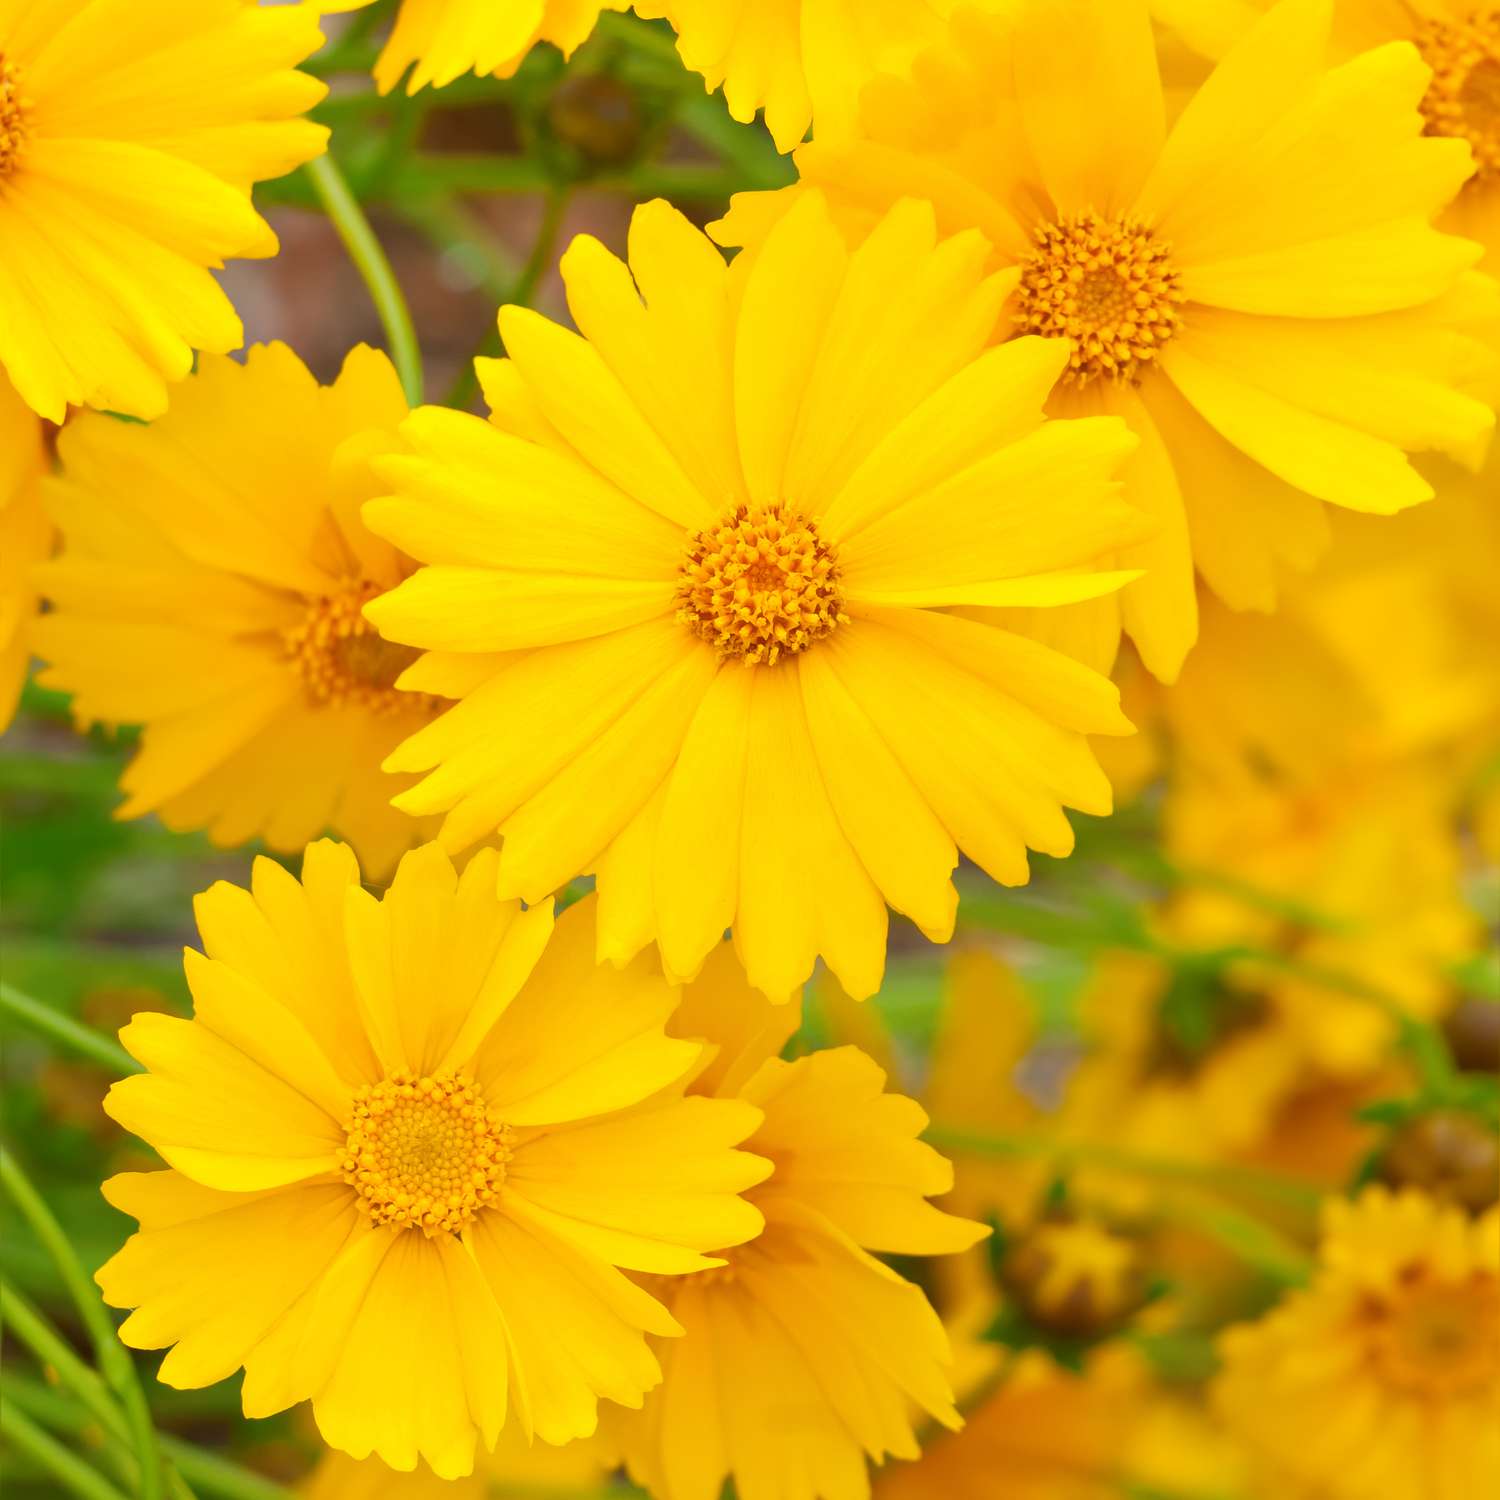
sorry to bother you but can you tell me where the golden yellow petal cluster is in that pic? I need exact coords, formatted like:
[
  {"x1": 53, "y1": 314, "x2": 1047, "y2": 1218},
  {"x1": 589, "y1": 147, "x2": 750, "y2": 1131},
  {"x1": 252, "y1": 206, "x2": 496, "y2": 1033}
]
[
  {"x1": 0, "y1": 0, "x2": 332, "y2": 421},
  {"x1": 366, "y1": 194, "x2": 1145, "y2": 1003}
]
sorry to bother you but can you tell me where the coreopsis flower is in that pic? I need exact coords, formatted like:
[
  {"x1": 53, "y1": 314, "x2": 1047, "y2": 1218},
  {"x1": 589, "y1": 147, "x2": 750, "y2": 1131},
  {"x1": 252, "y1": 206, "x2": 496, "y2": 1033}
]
[
  {"x1": 96, "y1": 841, "x2": 769, "y2": 1477},
  {"x1": 631, "y1": 0, "x2": 973, "y2": 152},
  {"x1": 331, "y1": 0, "x2": 629, "y2": 94},
  {"x1": 875, "y1": 1344, "x2": 1250, "y2": 1500},
  {"x1": 1214, "y1": 1187, "x2": 1500, "y2": 1499},
  {"x1": 608, "y1": 947, "x2": 988, "y2": 1500},
  {"x1": 33, "y1": 344, "x2": 441, "y2": 879},
  {"x1": 0, "y1": 0, "x2": 331, "y2": 422},
  {"x1": 716, "y1": 0, "x2": 1498, "y2": 680},
  {"x1": 366, "y1": 195, "x2": 1145, "y2": 1001},
  {"x1": 0, "y1": 371, "x2": 49, "y2": 730}
]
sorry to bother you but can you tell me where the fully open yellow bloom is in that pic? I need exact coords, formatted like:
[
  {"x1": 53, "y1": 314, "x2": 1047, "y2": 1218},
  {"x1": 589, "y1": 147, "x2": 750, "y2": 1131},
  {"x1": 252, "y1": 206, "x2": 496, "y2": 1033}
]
[
  {"x1": 96, "y1": 841, "x2": 769, "y2": 1477},
  {"x1": 1215, "y1": 1187, "x2": 1500, "y2": 1499},
  {"x1": 610, "y1": 947, "x2": 987, "y2": 1500},
  {"x1": 717, "y1": 0, "x2": 1497, "y2": 681},
  {"x1": 365, "y1": 194, "x2": 1145, "y2": 1002},
  {"x1": 0, "y1": 0, "x2": 331, "y2": 422},
  {"x1": 331, "y1": 0, "x2": 629, "y2": 94},
  {"x1": 632, "y1": 0, "x2": 980, "y2": 153},
  {"x1": 32, "y1": 344, "x2": 441, "y2": 879},
  {"x1": 0, "y1": 371, "x2": 49, "y2": 731}
]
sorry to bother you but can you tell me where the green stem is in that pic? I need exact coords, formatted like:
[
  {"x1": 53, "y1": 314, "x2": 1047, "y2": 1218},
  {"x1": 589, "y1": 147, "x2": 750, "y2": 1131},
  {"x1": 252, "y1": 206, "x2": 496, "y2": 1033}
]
[
  {"x1": 303, "y1": 153, "x2": 424, "y2": 406},
  {"x1": 1, "y1": 1279, "x2": 121, "y2": 1436},
  {"x1": 927, "y1": 1126, "x2": 1324, "y2": 1213},
  {"x1": 5, "y1": 1377, "x2": 275, "y2": 1500},
  {"x1": 0, "y1": 1402, "x2": 128, "y2": 1500},
  {"x1": 594, "y1": 11, "x2": 686, "y2": 66},
  {"x1": 161, "y1": 1439, "x2": 295, "y2": 1500},
  {"x1": 0, "y1": 1148, "x2": 165, "y2": 1500},
  {"x1": 0, "y1": 982, "x2": 139, "y2": 1075},
  {"x1": 446, "y1": 185, "x2": 572, "y2": 410},
  {"x1": 1156, "y1": 1194, "x2": 1314, "y2": 1287}
]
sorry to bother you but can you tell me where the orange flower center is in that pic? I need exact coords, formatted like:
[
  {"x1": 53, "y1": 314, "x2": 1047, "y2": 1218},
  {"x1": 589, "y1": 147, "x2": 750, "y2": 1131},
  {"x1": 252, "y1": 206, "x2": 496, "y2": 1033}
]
[
  {"x1": 676, "y1": 504, "x2": 848, "y2": 665},
  {"x1": 1366, "y1": 1272, "x2": 1500, "y2": 1398},
  {"x1": 282, "y1": 580, "x2": 425, "y2": 713},
  {"x1": 341, "y1": 1072, "x2": 511, "y2": 1236},
  {"x1": 1015, "y1": 212, "x2": 1185, "y2": 387},
  {"x1": 0, "y1": 56, "x2": 30, "y2": 178},
  {"x1": 1416, "y1": 9, "x2": 1500, "y2": 177}
]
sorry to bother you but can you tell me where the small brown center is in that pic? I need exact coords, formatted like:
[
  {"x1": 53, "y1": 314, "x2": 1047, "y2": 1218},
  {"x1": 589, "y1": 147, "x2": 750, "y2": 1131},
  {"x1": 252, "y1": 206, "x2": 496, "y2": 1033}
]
[
  {"x1": 282, "y1": 580, "x2": 427, "y2": 714},
  {"x1": 676, "y1": 504, "x2": 848, "y2": 666},
  {"x1": 1014, "y1": 212, "x2": 1185, "y2": 387}
]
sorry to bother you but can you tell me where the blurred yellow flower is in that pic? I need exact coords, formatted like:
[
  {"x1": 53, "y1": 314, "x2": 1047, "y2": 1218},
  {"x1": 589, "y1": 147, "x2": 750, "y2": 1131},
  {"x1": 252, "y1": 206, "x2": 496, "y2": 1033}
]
[
  {"x1": 96, "y1": 842, "x2": 769, "y2": 1477},
  {"x1": 632, "y1": 0, "x2": 978, "y2": 152},
  {"x1": 365, "y1": 194, "x2": 1144, "y2": 1002},
  {"x1": 32, "y1": 344, "x2": 442, "y2": 879},
  {"x1": 0, "y1": 0, "x2": 331, "y2": 421},
  {"x1": 1215, "y1": 1187, "x2": 1500, "y2": 1499},
  {"x1": 610, "y1": 944, "x2": 987, "y2": 1500},
  {"x1": 0, "y1": 370, "x2": 49, "y2": 731},
  {"x1": 332, "y1": 0, "x2": 630, "y2": 94},
  {"x1": 875, "y1": 1343, "x2": 1251, "y2": 1500},
  {"x1": 717, "y1": 0, "x2": 1497, "y2": 681}
]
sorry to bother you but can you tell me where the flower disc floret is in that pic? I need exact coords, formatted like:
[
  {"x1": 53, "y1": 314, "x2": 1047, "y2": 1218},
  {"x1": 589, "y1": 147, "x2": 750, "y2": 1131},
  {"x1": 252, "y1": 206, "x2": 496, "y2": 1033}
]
[
  {"x1": 341, "y1": 1071, "x2": 511, "y2": 1236},
  {"x1": 0, "y1": 57, "x2": 29, "y2": 177},
  {"x1": 1015, "y1": 212, "x2": 1185, "y2": 387},
  {"x1": 676, "y1": 503, "x2": 848, "y2": 665},
  {"x1": 283, "y1": 581, "x2": 425, "y2": 713},
  {"x1": 1365, "y1": 1271, "x2": 1500, "y2": 1399},
  {"x1": 1415, "y1": 9, "x2": 1500, "y2": 177}
]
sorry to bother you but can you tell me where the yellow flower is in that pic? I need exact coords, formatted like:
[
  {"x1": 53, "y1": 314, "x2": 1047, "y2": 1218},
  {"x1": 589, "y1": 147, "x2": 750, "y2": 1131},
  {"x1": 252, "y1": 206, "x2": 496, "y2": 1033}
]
[
  {"x1": 334, "y1": 0, "x2": 629, "y2": 95},
  {"x1": 0, "y1": 370, "x2": 50, "y2": 730},
  {"x1": 609, "y1": 945, "x2": 988, "y2": 1500},
  {"x1": 1214, "y1": 1187, "x2": 1500, "y2": 1500},
  {"x1": 716, "y1": 0, "x2": 1497, "y2": 681},
  {"x1": 632, "y1": 0, "x2": 978, "y2": 153},
  {"x1": 0, "y1": 0, "x2": 331, "y2": 422},
  {"x1": 96, "y1": 840, "x2": 770, "y2": 1477},
  {"x1": 365, "y1": 194, "x2": 1144, "y2": 1002},
  {"x1": 873, "y1": 1343, "x2": 1244, "y2": 1500},
  {"x1": 31, "y1": 344, "x2": 444, "y2": 879}
]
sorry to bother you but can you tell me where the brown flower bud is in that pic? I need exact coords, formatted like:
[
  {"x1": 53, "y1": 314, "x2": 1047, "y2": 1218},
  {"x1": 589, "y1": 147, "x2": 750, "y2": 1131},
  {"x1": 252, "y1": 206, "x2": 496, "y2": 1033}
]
[
  {"x1": 548, "y1": 74, "x2": 643, "y2": 167},
  {"x1": 1379, "y1": 1111, "x2": 1499, "y2": 1216}
]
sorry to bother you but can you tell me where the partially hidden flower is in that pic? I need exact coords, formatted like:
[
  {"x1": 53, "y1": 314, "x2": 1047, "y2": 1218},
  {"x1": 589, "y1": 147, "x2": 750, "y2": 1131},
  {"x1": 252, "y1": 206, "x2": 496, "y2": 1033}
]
[
  {"x1": 632, "y1": 0, "x2": 982, "y2": 153},
  {"x1": 364, "y1": 193, "x2": 1146, "y2": 1002},
  {"x1": 715, "y1": 0, "x2": 1498, "y2": 681},
  {"x1": 608, "y1": 945, "x2": 989, "y2": 1500},
  {"x1": 96, "y1": 841, "x2": 769, "y2": 1477},
  {"x1": 34, "y1": 344, "x2": 439, "y2": 880},
  {"x1": 0, "y1": 0, "x2": 332, "y2": 421},
  {"x1": 325, "y1": 0, "x2": 630, "y2": 95}
]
